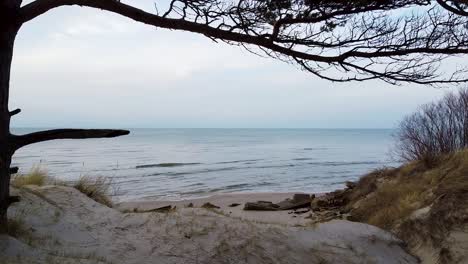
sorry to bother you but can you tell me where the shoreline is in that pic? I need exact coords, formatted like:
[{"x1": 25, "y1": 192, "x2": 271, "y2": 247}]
[{"x1": 118, "y1": 192, "x2": 322, "y2": 226}]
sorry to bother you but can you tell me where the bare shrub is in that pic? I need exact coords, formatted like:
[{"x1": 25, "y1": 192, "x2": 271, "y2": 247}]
[{"x1": 394, "y1": 88, "x2": 468, "y2": 165}]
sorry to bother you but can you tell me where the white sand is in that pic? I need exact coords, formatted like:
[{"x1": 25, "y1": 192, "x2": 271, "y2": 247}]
[{"x1": 0, "y1": 186, "x2": 418, "y2": 264}]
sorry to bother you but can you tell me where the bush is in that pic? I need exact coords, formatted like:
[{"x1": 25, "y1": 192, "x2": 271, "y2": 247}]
[
  {"x1": 73, "y1": 176, "x2": 114, "y2": 207},
  {"x1": 394, "y1": 88, "x2": 468, "y2": 165}
]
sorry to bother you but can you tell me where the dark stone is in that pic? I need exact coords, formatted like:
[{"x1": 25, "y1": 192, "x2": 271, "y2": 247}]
[
  {"x1": 243, "y1": 194, "x2": 315, "y2": 211},
  {"x1": 345, "y1": 181, "x2": 357, "y2": 189},
  {"x1": 311, "y1": 191, "x2": 349, "y2": 212},
  {"x1": 202, "y1": 202, "x2": 220, "y2": 209},
  {"x1": 277, "y1": 194, "x2": 312, "y2": 210},
  {"x1": 244, "y1": 201, "x2": 279, "y2": 211},
  {"x1": 293, "y1": 208, "x2": 310, "y2": 214},
  {"x1": 293, "y1": 193, "x2": 311, "y2": 202},
  {"x1": 228, "y1": 203, "x2": 241, "y2": 207}
]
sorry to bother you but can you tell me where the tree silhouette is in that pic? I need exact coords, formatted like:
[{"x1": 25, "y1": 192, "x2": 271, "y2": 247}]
[{"x1": 2, "y1": 0, "x2": 468, "y2": 231}]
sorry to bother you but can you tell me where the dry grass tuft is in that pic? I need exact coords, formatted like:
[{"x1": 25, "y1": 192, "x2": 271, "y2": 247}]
[
  {"x1": 11, "y1": 166, "x2": 114, "y2": 207},
  {"x1": 350, "y1": 182, "x2": 422, "y2": 230},
  {"x1": 11, "y1": 166, "x2": 49, "y2": 188},
  {"x1": 7, "y1": 217, "x2": 28, "y2": 238},
  {"x1": 6, "y1": 213, "x2": 34, "y2": 244},
  {"x1": 73, "y1": 175, "x2": 114, "y2": 208},
  {"x1": 347, "y1": 150, "x2": 468, "y2": 227},
  {"x1": 344, "y1": 167, "x2": 394, "y2": 203}
]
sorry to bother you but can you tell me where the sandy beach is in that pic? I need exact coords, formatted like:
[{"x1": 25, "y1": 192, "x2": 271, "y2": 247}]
[{"x1": 118, "y1": 192, "x2": 322, "y2": 226}]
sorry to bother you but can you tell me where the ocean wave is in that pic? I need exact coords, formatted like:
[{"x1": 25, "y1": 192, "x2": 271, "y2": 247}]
[
  {"x1": 180, "y1": 182, "x2": 274, "y2": 195},
  {"x1": 303, "y1": 147, "x2": 329, "y2": 151},
  {"x1": 186, "y1": 183, "x2": 204, "y2": 187},
  {"x1": 166, "y1": 166, "x2": 238, "y2": 176},
  {"x1": 137, "y1": 160, "x2": 384, "y2": 177},
  {"x1": 215, "y1": 159, "x2": 263, "y2": 165},
  {"x1": 208, "y1": 183, "x2": 251, "y2": 192},
  {"x1": 136, "y1": 162, "x2": 202, "y2": 169},
  {"x1": 307, "y1": 161, "x2": 383, "y2": 166}
]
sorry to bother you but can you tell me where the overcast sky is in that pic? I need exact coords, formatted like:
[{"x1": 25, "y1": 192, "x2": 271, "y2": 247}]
[{"x1": 10, "y1": 1, "x2": 451, "y2": 129}]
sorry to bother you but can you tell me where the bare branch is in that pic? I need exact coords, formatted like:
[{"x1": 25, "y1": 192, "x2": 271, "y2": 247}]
[
  {"x1": 13, "y1": 128, "x2": 129, "y2": 150},
  {"x1": 9, "y1": 108, "x2": 20, "y2": 116},
  {"x1": 9, "y1": 167, "x2": 18, "y2": 174}
]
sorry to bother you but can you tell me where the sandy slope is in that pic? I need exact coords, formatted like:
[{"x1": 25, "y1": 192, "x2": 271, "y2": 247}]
[{"x1": 1, "y1": 186, "x2": 418, "y2": 264}]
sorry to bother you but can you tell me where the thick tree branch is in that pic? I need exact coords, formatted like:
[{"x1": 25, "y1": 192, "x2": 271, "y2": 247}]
[
  {"x1": 13, "y1": 129, "x2": 129, "y2": 150},
  {"x1": 436, "y1": 0, "x2": 468, "y2": 16},
  {"x1": 7, "y1": 196, "x2": 20, "y2": 206},
  {"x1": 19, "y1": 0, "x2": 468, "y2": 63},
  {"x1": 17, "y1": 0, "x2": 468, "y2": 85},
  {"x1": 19, "y1": 0, "x2": 334, "y2": 62}
]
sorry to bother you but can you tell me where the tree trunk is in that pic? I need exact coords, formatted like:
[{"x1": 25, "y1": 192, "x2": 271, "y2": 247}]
[{"x1": 0, "y1": 2, "x2": 20, "y2": 233}]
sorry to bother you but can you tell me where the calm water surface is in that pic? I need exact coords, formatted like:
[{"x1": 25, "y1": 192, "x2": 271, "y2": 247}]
[{"x1": 12, "y1": 128, "x2": 398, "y2": 201}]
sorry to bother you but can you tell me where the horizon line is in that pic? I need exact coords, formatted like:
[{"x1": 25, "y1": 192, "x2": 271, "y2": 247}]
[{"x1": 11, "y1": 126, "x2": 396, "y2": 130}]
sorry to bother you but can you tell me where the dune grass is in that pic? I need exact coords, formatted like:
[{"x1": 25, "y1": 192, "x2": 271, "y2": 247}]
[
  {"x1": 6, "y1": 210, "x2": 35, "y2": 244},
  {"x1": 11, "y1": 166, "x2": 114, "y2": 208},
  {"x1": 73, "y1": 175, "x2": 114, "y2": 208},
  {"x1": 11, "y1": 166, "x2": 49, "y2": 188},
  {"x1": 346, "y1": 149, "x2": 468, "y2": 246},
  {"x1": 7, "y1": 217, "x2": 28, "y2": 238}
]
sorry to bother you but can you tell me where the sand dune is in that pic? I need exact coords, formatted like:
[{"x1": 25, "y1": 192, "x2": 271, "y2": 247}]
[{"x1": 0, "y1": 186, "x2": 418, "y2": 264}]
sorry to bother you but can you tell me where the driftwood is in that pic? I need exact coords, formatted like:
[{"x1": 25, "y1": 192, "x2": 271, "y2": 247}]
[
  {"x1": 244, "y1": 194, "x2": 313, "y2": 211},
  {"x1": 145, "y1": 205, "x2": 173, "y2": 213}
]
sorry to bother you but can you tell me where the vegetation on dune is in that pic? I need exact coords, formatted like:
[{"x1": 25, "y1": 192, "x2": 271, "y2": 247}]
[
  {"x1": 341, "y1": 150, "x2": 468, "y2": 263},
  {"x1": 73, "y1": 176, "x2": 114, "y2": 208},
  {"x1": 328, "y1": 89, "x2": 468, "y2": 263},
  {"x1": 311, "y1": 89, "x2": 468, "y2": 262},
  {"x1": 6, "y1": 215, "x2": 30, "y2": 239},
  {"x1": 10, "y1": 168, "x2": 114, "y2": 208},
  {"x1": 11, "y1": 167, "x2": 49, "y2": 188},
  {"x1": 347, "y1": 150, "x2": 468, "y2": 229},
  {"x1": 394, "y1": 88, "x2": 468, "y2": 167}
]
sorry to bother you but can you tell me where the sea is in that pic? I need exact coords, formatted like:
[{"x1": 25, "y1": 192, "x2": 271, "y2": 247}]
[{"x1": 11, "y1": 128, "x2": 399, "y2": 202}]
